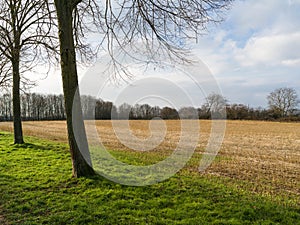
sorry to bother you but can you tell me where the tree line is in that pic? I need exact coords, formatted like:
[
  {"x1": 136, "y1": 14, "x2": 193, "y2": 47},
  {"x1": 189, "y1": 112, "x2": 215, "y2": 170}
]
[{"x1": 1, "y1": 90, "x2": 299, "y2": 122}]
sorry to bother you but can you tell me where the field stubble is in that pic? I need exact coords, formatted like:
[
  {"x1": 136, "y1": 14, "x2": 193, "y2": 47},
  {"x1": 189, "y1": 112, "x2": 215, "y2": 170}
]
[{"x1": 0, "y1": 120, "x2": 299, "y2": 201}]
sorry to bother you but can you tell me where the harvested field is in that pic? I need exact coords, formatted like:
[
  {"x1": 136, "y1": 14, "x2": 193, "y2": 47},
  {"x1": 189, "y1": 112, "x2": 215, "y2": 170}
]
[{"x1": 0, "y1": 120, "x2": 299, "y2": 200}]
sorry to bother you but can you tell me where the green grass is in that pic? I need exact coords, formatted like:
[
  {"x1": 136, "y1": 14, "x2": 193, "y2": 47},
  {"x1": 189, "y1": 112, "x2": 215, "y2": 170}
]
[{"x1": 0, "y1": 132, "x2": 299, "y2": 224}]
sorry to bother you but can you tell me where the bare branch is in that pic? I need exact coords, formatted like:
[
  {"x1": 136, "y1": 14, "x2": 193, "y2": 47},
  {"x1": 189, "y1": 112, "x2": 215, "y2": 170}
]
[
  {"x1": 0, "y1": 0, "x2": 59, "y2": 88},
  {"x1": 0, "y1": 57, "x2": 11, "y2": 88},
  {"x1": 75, "y1": 0, "x2": 234, "y2": 80}
]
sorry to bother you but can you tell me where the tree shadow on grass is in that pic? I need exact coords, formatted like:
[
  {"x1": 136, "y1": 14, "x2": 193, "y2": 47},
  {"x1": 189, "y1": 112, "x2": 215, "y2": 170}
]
[{"x1": 11, "y1": 142, "x2": 52, "y2": 151}]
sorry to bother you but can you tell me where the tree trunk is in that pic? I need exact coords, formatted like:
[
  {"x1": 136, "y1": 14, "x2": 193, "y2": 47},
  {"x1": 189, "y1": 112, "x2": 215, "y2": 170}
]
[
  {"x1": 54, "y1": 0, "x2": 95, "y2": 177},
  {"x1": 12, "y1": 58, "x2": 24, "y2": 144}
]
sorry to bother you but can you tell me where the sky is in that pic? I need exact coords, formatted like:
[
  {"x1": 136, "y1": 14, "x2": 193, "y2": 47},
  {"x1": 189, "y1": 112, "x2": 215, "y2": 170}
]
[{"x1": 32, "y1": 0, "x2": 300, "y2": 108}]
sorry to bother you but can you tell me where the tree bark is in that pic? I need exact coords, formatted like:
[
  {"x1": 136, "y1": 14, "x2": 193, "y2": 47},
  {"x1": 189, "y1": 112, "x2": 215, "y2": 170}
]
[
  {"x1": 12, "y1": 57, "x2": 24, "y2": 144},
  {"x1": 54, "y1": 0, "x2": 95, "y2": 177},
  {"x1": 10, "y1": 1, "x2": 24, "y2": 144}
]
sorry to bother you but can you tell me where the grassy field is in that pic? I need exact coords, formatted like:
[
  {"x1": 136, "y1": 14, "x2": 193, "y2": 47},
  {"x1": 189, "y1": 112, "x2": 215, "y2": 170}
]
[{"x1": 0, "y1": 120, "x2": 299, "y2": 224}]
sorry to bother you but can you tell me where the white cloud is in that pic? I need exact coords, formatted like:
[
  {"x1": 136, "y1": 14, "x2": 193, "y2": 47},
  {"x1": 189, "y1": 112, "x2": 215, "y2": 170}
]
[
  {"x1": 236, "y1": 32, "x2": 300, "y2": 67},
  {"x1": 227, "y1": 0, "x2": 295, "y2": 35},
  {"x1": 282, "y1": 58, "x2": 300, "y2": 66},
  {"x1": 194, "y1": 0, "x2": 300, "y2": 71}
]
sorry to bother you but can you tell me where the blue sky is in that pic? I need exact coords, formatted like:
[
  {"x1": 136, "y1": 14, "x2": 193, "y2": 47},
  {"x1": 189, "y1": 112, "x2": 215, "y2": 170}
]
[{"x1": 33, "y1": 0, "x2": 300, "y2": 108}]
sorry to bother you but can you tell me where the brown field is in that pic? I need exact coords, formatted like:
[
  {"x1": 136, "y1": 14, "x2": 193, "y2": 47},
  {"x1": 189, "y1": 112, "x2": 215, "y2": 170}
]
[{"x1": 0, "y1": 120, "x2": 299, "y2": 201}]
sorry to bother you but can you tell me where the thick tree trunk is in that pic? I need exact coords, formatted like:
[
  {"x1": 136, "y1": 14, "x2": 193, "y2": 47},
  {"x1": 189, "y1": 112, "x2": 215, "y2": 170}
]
[
  {"x1": 54, "y1": 0, "x2": 95, "y2": 177},
  {"x1": 12, "y1": 58, "x2": 24, "y2": 144}
]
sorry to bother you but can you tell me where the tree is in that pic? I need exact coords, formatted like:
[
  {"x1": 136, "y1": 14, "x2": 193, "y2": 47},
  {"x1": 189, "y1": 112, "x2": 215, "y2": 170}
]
[
  {"x1": 267, "y1": 87, "x2": 299, "y2": 118},
  {"x1": 226, "y1": 104, "x2": 250, "y2": 120},
  {"x1": 94, "y1": 99, "x2": 116, "y2": 120},
  {"x1": 118, "y1": 103, "x2": 132, "y2": 120},
  {"x1": 0, "y1": 0, "x2": 58, "y2": 143},
  {"x1": 53, "y1": 0, "x2": 233, "y2": 177},
  {"x1": 204, "y1": 93, "x2": 227, "y2": 119},
  {"x1": 179, "y1": 107, "x2": 198, "y2": 119},
  {"x1": 0, "y1": 92, "x2": 12, "y2": 121},
  {"x1": 161, "y1": 107, "x2": 179, "y2": 120},
  {"x1": 54, "y1": 0, "x2": 96, "y2": 177}
]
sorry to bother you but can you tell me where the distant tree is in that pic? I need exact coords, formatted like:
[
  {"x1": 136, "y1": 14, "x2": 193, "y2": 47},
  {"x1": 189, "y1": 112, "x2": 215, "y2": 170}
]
[
  {"x1": 139, "y1": 104, "x2": 152, "y2": 120},
  {"x1": 150, "y1": 106, "x2": 161, "y2": 119},
  {"x1": 118, "y1": 103, "x2": 132, "y2": 120},
  {"x1": 161, "y1": 107, "x2": 179, "y2": 120},
  {"x1": 95, "y1": 99, "x2": 116, "y2": 120},
  {"x1": 129, "y1": 104, "x2": 142, "y2": 119},
  {"x1": 81, "y1": 95, "x2": 96, "y2": 119},
  {"x1": 0, "y1": 92, "x2": 12, "y2": 121},
  {"x1": 179, "y1": 107, "x2": 198, "y2": 119},
  {"x1": 204, "y1": 93, "x2": 227, "y2": 119},
  {"x1": 129, "y1": 104, "x2": 156, "y2": 120},
  {"x1": 197, "y1": 106, "x2": 209, "y2": 119},
  {"x1": 267, "y1": 88, "x2": 299, "y2": 118},
  {"x1": 226, "y1": 104, "x2": 249, "y2": 120}
]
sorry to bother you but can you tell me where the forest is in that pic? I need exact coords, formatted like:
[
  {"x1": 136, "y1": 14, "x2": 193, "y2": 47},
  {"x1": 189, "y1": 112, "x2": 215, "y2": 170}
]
[{"x1": 1, "y1": 92, "x2": 299, "y2": 121}]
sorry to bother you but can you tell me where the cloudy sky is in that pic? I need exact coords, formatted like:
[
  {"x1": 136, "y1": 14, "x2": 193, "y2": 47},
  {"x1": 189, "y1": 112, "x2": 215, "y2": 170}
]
[
  {"x1": 33, "y1": 0, "x2": 300, "y2": 108},
  {"x1": 192, "y1": 0, "x2": 300, "y2": 107}
]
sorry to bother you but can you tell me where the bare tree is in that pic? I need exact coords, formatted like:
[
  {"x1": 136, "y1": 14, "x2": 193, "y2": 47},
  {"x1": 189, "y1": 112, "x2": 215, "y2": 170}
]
[
  {"x1": 205, "y1": 93, "x2": 227, "y2": 113},
  {"x1": 0, "y1": 0, "x2": 58, "y2": 144},
  {"x1": 118, "y1": 103, "x2": 132, "y2": 120},
  {"x1": 53, "y1": 0, "x2": 233, "y2": 177},
  {"x1": 99, "y1": 0, "x2": 233, "y2": 79},
  {"x1": 0, "y1": 92, "x2": 12, "y2": 121},
  {"x1": 179, "y1": 107, "x2": 198, "y2": 119},
  {"x1": 267, "y1": 87, "x2": 299, "y2": 117}
]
